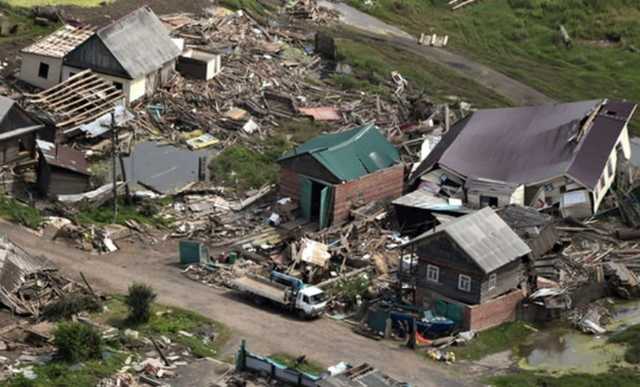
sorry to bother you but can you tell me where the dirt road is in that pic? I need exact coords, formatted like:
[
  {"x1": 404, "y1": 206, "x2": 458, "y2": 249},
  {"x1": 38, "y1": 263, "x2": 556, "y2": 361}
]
[
  {"x1": 320, "y1": 1, "x2": 553, "y2": 106},
  {"x1": 2, "y1": 222, "x2": 475, "y2": 386}
]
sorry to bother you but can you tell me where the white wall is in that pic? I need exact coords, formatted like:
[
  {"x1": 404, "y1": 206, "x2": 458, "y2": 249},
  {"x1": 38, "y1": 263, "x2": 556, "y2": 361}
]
[
  {"x1": 592, "y1": 124, "x2": 631, "y2": 212},
  {"x1": 18, "y1": 53, "x2": 63, "y2": 89},
  {"x1": 61, "y1": 66, "x2": 146, "y2": 104}
]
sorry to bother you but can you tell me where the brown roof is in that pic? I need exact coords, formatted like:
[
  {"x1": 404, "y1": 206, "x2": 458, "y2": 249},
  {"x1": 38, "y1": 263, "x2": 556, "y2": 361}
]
[
  {"x1": 37, "y1": 140, "x2": 89, "y2": 176},
  {"x1": 21, "y1": 25, "x2": 95, "y2": 59}
]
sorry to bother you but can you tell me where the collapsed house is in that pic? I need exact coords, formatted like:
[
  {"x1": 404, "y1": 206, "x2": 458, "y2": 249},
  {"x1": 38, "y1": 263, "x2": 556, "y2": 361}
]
[
  {"x1": 18, "y1": 24, "x2": 94, "y2": 89},
  {"x1": 62, "y1": 7, "x2": 182, "y2": 103},
  {"x1": 411, "y1": 100, "x2": 638, "y2": 217},
  {"x1": 0, "y1": 96, "x2": 45, "y2": 166},
  {"x1": 278, "y1": 124, "x2": 404, "y2": 228},
  {"x1": 400, "y1": 207, "x2": 531, "y2": 331},
  {"x1": 36, "y1": 140, "x2": 90, "y2": 197},
  {"x1": 497, "y1": 205, "x2": 560, "y2": 259}
]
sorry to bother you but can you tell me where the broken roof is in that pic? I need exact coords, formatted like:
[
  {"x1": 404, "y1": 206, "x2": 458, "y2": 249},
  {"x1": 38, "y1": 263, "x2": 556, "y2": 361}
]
[
  {"x1": 408, "y1": 207, "x2": 531, "y2": 273},
  {"x1": 21, "y1": 25, "x2": 94, "y2": 58},
  {"x1": 412, "y1": 100, "x2": 637, "y2": 190},
  {"x1": 37, "y1": 140, "x2": 90, "y2": 176},
  {"x1": 279, "y1": 123, "x2": 400, "y2": 181},
  {"x1": 26, "y1": 69, "x2": 123, "y2": 132},
  {"x1": 92, "y1": 7, "x2": 180, "y2": 78}
]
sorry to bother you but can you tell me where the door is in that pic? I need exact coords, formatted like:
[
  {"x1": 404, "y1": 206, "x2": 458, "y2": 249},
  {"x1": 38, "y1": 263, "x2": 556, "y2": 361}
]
[
  {"x1": 319, "y1": 185, "x2": 333, "y2": 229},
  {"x1": 299, "y1": 177, "x2": 313, "y2": 220}
]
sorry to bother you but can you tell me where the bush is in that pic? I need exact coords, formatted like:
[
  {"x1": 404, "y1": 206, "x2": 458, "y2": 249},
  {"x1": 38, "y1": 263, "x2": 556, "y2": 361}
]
[
  {"x1": 42, "y1": 294, "x2": 102, "y2": 321},
  {"x1": 54, "y1": 322, "x2": 103, "y2": 363},
  {"x1": 125, "y1": 283, "x2": 156, "y2": 324}
]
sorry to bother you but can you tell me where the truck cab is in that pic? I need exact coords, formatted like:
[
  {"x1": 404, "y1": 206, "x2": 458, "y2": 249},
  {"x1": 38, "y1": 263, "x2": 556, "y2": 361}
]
[{"x1": 295, "y1": 285, "x2": 328, "y2": 318}]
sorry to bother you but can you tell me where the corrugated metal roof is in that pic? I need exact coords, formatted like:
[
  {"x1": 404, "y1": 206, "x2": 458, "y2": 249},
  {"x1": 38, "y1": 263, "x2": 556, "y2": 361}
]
[
  {"x1": 409, "y1": 208, "x2": 530, "y2": 274},
  {"x1": 96, "y1": 7, "x2": 181, "y2": 78},
  {"x1": 279, "y1": 124, "x2": 400, "y2": 181},
  {"x1": 21, "y1": 25, "x2": 94, "y2": 58},
  {"x1": 392, "y1": 189, "x2": 465, "y2": 212}
]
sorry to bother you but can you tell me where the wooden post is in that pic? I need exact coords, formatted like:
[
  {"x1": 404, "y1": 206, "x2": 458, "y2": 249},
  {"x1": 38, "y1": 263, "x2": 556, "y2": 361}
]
[{"x1": 111, "y1": 112, "x2": 118, "y2": 222}]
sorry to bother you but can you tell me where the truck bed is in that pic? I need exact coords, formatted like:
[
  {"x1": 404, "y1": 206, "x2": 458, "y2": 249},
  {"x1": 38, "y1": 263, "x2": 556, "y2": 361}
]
[{"x1": 232, "y1": 275, "x2": 287, "y2": 304}]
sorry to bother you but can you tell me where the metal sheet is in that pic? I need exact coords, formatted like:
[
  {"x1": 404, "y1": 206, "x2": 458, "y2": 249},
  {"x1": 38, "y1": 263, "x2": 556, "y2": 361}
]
[{"x1": 299, "y1": 176, "x2": 313, "y2": 221}]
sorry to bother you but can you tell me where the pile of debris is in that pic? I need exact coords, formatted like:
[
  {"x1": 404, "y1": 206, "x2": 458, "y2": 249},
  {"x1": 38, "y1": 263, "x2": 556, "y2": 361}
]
[{"x1": 182, "y1": 259, "x2": 264, "y2": 289}]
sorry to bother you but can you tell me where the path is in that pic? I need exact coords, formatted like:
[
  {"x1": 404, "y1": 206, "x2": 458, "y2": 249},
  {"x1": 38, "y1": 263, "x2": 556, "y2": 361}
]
[
  {"x1": 320, "y1": 1, "x2": 553, "y2": 106},
  {"x1": 1, "y1": 222, "x2": 473, "y2": 387}
]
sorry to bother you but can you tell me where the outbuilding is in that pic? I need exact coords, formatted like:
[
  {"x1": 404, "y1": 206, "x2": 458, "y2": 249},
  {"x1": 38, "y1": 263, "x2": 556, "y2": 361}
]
[
  {"x1": 0, "y1": 96, "x2": 44, "y2": 166},
  {"x1": 62, "y1": 7, "x2": 182, "y2": 103},
  {"x1": 36, "y1": 140, "x2": 90, "y2": 197},
  {"x1": 278, "y1": 124, "x2": 404, "y2": 228}
]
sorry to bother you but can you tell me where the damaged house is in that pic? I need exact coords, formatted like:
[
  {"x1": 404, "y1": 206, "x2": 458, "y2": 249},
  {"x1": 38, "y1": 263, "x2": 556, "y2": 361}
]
[
  {"x1": 278, "y1": 124, "x2": 404, "y2": 228},
  {"x1": 36, "y1": 140, "x2": 90, "y2": 197},
  {"x1": 0, "y1": 96, "x2": 44, "y2": 166},
  {"x1": 18, "y1": 24, "x2": 94, "y2": 90},
  {"x1": 62, "y1": 7, "x2": 181, "y2": 103},
  {"x1": 411, "y1": 100, "x2": 638, "y2": 218},
  {"x1": 401, "y1": 207, "x2": 531, "y2": 331}
]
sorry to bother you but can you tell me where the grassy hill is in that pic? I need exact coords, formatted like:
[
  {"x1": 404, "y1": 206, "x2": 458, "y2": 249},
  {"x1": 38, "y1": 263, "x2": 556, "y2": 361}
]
[{"x1": 348, "y1": 0, "x2": 640, "y2": 131}]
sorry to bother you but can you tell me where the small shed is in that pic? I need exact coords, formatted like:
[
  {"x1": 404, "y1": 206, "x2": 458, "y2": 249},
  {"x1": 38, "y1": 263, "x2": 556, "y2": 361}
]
[
  {"x1": 176, "y1": 49, "x2": 222, "y2": 80},
  {"x1": 278, "y1": 124, "x2": 404, "y2": 228},
  {"x1": 18, "y1": 25, "x2": 94, "y2": 90},
  {"x1": 0, "y1": 96, "x2": 43, "y2": 165},
  {"x1": 36, "y1": 140, "x2": 90, "y2": 197},
  {"x1": 497, "y1": 205, "x2": 560, "y2": 259}
]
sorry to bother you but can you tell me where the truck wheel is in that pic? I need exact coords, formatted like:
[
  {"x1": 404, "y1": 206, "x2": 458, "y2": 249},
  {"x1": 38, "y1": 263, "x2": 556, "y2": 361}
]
[{"x1": 297, "y1": 310, "x2": 307, "y2": 320}]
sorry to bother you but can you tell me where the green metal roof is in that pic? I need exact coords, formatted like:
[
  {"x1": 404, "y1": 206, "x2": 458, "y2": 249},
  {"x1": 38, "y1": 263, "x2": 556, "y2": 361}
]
[{"x1": 279, "y1": 124, "x2": 400, "y2": 181}]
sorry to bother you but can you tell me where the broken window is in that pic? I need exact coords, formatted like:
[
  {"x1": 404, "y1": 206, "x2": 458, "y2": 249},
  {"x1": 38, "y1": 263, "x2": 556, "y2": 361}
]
[
  {"x1": 480, "y1": 195, "x2": 498, "y2": 208},
  {"x1": 607, "y1": 158, "x2": 614, "y2": 178},
  {"x1": 458, "y1": 274, "x2": 471, "y2": 292},
  {"x1": 427, "y1": 264, "x2": 439, "y2": 283},
  {"x1": 488, "y1": 273, "x2": 497, "y2": 290},
  {"x1": 38, "y1": 63, "x2": 49, "y2": 79},
  {"x1": 113, "y1": 82, "x2": 123, "y2": 91}
]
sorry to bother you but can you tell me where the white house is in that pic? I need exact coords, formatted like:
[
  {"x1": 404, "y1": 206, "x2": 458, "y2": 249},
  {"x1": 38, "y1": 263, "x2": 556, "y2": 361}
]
[
  {"x1": 61, "y1": 7, "x2": 182, "y2": 104},
  {"x1": 18, "y1": 25, "x2": 94, "y2": 89},
  {"x1": 411, "y1": 99, "x2": 637, "y2": 217}
]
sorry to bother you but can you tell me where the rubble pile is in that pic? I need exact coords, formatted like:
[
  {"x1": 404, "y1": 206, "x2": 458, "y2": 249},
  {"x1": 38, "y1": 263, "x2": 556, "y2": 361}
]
[{"x1": 182, "y1": 259, "x2": 264, "y2": 289}]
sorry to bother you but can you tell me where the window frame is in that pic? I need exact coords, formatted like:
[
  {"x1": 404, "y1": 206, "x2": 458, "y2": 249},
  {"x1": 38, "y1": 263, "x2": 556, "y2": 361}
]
[
  {"x1": 38, "y1": 62, "x2": 50, "y2": 79},
  {"x1": 607, "y1": 158, "x2": 614, "y2": 179},
  {"x1": 488, "y1": 273, "x2": 497, "y2": 290},
  {"x1": 426, "y1": 264, "x2": 440, "y2": 283},
  {"x1": 458, "y1": 274, "x2": 471, "y2": 292}
]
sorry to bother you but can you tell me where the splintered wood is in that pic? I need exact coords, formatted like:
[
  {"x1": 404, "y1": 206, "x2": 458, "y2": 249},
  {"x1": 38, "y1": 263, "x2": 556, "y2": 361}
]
[{"x1": 26, "y1": 69, "x2": 124, "y2": 131}]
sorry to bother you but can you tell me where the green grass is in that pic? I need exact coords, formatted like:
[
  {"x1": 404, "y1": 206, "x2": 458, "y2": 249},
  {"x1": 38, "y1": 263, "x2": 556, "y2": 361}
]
[
  {"x1": 268, "y1": 353, "x2": 326, "y2": 376},
  {"x1": 608, "y1": 323, "x2": 640, "y2": 364},
  {"x1": 92, "y1": 296, "x2": 231, "y2": 359},
  {"x1": 333, "y1": 33, "x2": 512, "y2": 108},
  {"x1": 0, "y1": 3, "x2": 58, "y2": 44},
  {"x1": 451, "y1": 321, "x2": 537, "y2": 361},
  {"x1": 0, "y1": 195, "x2": 43, "y2": 229},
  {"x1": 5, "y1": 0, "x2": 106, "y2": 6},
  {"x1": 73, "y1": 199, "x2": 172, "y2": 228},
  {"x1": 346, "y1": 0, "x2": 640, "y2": 131},
  {"x1": 487, "y1": 368, "x2": 640, "y2": 387}
]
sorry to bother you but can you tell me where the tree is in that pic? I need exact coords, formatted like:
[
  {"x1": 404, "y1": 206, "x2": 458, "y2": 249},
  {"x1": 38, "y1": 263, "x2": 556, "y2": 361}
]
[
  {"x1": 125, "y1": 283, "x2": 156, "y2": 324},
  {"x1": 54, "y1": 322, "x2": 102, "y2": 363}
]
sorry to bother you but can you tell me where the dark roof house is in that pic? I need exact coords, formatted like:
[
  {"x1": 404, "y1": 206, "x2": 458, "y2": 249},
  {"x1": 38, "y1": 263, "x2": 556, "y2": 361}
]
[
  {"x1": 64, "y1": 7, "x2": 181, "y2": 80},
  {"x1": 0, "y1": 96, "x2": 43, "y2": 165},
  {"x1": 36, "y1": 140, "x2": 90, "y2": 197},
  {"x1": 278, "y1": 124, "x2": 404, "y2": 228}
]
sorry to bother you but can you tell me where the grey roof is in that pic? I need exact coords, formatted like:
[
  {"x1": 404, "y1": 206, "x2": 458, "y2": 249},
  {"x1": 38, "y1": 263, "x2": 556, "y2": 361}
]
[
  {"x1": 413, "y1": 100, "x2": 637, "y2": 190},
  {"x1": 410, "y1": 207, "x2": 531, "y2": 274},
  {"x1": 0, "y1": 96, "x2": 16, "y2": 120},
  {"x1": 96, "y1": 7, "x2": 180, "y2": 78}
]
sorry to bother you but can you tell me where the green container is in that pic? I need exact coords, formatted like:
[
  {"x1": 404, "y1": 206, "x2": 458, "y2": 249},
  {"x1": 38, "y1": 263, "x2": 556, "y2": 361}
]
[
  {"x1": 227, "y1": 251, "x2": 239, "y2": 264},
  {"x1": 179, "y1": 240, "x2": 208, "y2": 264}
]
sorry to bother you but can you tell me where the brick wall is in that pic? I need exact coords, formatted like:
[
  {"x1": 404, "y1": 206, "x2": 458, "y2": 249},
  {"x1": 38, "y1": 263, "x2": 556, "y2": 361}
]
[
  {"x1": 465, "y1": 288, "x2": 526, "y2": 331},
  {"x1": 332, "y1": 164, "x2": 405, "y2": 224},
  {"x1": 279, "y1": 168, "x2": 300, "y2": 201}
]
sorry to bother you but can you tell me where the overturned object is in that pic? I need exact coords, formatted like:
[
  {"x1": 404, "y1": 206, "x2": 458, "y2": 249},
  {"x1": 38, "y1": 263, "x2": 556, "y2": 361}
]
[
  {"x1": 298, "y1": 238, "x2": 331, "y2": 267},
  {"x1": 177, "y1": 49, "x2": 222, "y2": 80}
]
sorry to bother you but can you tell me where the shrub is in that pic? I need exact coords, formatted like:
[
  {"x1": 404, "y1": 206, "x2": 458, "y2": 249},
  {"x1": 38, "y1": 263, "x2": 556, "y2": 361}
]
[
  {"x1": 125, "y1": 283, "x2": 156, "y2": 324},
  {"x1": 54, "y1": 322, "x2": 102, "y2": 363},
  {"x1": 42, "y1": 294, "x2": 102, "y2": 321}
]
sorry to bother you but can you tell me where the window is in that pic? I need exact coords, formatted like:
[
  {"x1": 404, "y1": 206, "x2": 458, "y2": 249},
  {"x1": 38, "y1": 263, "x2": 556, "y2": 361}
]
[
  {"x1": 113, "y1": 82, "x2": 123, "y2": 90},
  {"x1": 38, "y1": 63, "x2": 49, "y2": 79},
  {"x1": 458, "y1": 274, "x2": 471, "y2": 292},
  {"x1": 69, "y1": 72, "x2": 77, "y2": 77},
  {"x1": 427, "y1": 265, "x2": 439, "y2": 283},
  {"x1": 488, "y1": 273, "x2": 497, "y2": 290},
  {"x1": 607, "y1": 158, "x2": 614, "y2": 179},
  {"x1": 480, "y1": 195, "x2": 498, "y2": 208}
]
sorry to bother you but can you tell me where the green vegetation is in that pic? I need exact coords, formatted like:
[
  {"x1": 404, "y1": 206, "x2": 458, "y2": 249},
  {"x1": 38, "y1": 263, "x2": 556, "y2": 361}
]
[
  {"x1": 269, "y1": 353, "x2": 326, "y2": 376},
  {"x1": 74, "y1": 199, "x2": 172, "y2": 228},
  {"x1": 53, "y1": 322, "x2": 103, "y2": 363},
  {"x1": 333, "y1": 34, "x2": 512, "y2": 107},
  {"x1": 0, "y1": 195, "x2": 43, "y2": 229},
  {"x1": 608, "y1": 323, "x2": 640, "y2": 364},
  {"x1": 487, "y1": 368, "x2": 640, "y2": 387},
  {"x1": 42, "y1": 293, "x2": 102, "y2": 321},
  {"x1": 451, "y1": 321, "x2": 537, "y2": 360},
  {"x1": 0, "y1": 3, "x2": 59, "y2": 44},
  {"x1": 6, "y1": 0, "x2": 106, "y2": 6},
  {"x1": 347, "y1": 0, "x2": 640, "y2": 131},
  {"x1": 125, "y1": 283, "x2": 156, "y2": 324}
]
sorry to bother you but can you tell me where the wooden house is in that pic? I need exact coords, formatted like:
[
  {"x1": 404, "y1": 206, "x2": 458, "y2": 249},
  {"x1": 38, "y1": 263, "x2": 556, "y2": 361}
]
[
  {"x1": 36, "y1": 140, "x2": 90, "y2": 197},
  {"x1": 278, "y1": 124, "x2": 404, "y2": 228},
  {"x1": 62, "y1": 7, "x2": 181, "y2": 103},
  {"x1": 0, "y1": 96, "x2": 44, "y2": 165},
  {"x1": 410, "y1": 100, "x2": 638, "y2": 217}
]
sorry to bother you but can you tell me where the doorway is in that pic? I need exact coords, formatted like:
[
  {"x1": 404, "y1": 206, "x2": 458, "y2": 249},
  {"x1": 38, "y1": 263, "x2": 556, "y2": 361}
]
[{"x1": 300, "y1": 176, "x2": 333, "y2": 228}]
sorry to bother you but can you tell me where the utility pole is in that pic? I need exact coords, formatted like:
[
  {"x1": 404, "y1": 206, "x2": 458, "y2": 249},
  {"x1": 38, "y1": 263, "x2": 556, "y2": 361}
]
[{"x1": 111, "y1": 112, "x2": 118, "y2": 222}]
